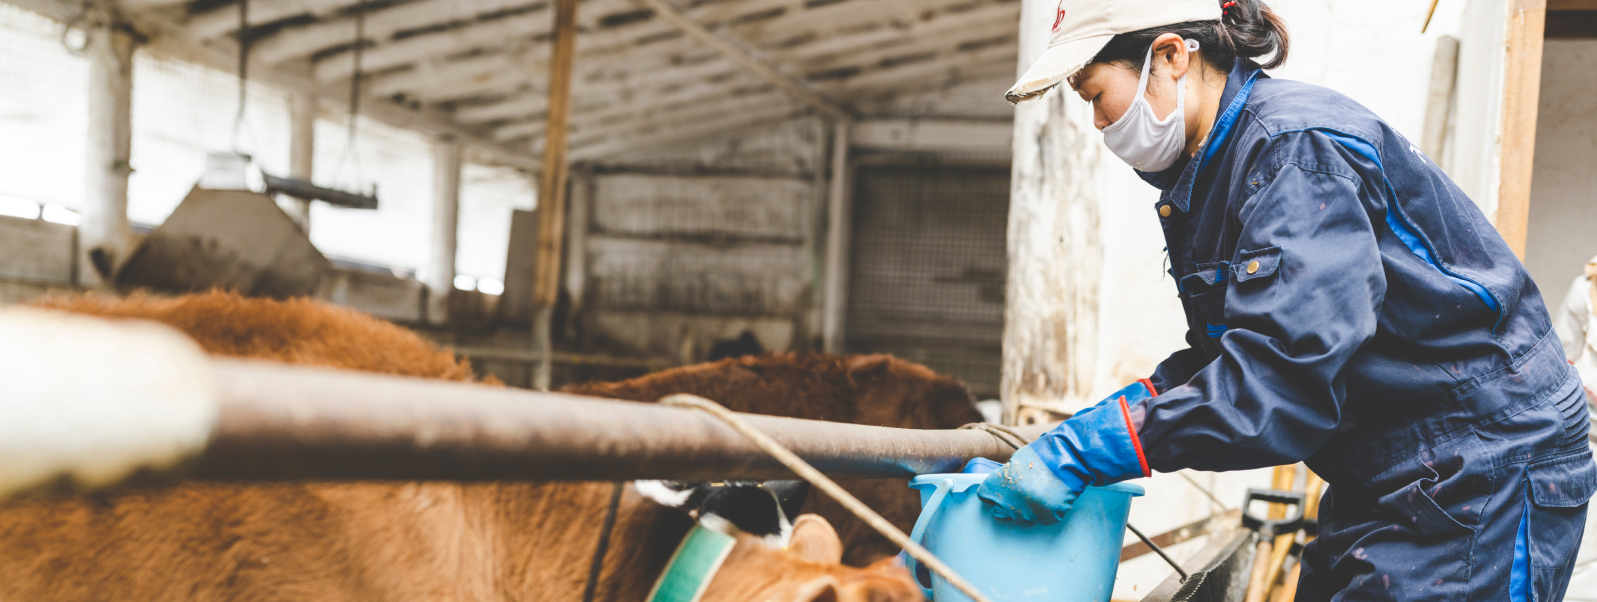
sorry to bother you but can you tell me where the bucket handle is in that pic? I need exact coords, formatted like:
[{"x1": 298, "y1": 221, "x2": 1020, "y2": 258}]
[{"x1": 904, "y1": 478, "x2": 954, "y2": 600}]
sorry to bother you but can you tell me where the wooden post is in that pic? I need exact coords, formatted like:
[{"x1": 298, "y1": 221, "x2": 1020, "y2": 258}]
[
  {"x1": 1494, "y1": 0, "x2": 1547, "y2": 258},
  {"x1": 821, "y1": 119, "x2": 852, "y2": 353},
  {"x1": 532, "y1": 0, "x2": 579, "y2": 390},
  {"x1": 1002, "y1": 0, "x2": 1104, "y2": 425},
  {"x1": 427, "y1": 136, "x2": 463, "y2": 325},
  {"x1": 285, "y1": 92, "x2": 316, "y2": 229},
  {"x1": 80, "y1": 15, "x2": 136, "y2": 288}
]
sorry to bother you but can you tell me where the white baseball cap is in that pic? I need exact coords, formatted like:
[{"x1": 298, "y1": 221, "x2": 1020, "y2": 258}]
[{"x1": 1006, "y1": 0, "x2": 1222, "y2": 103}]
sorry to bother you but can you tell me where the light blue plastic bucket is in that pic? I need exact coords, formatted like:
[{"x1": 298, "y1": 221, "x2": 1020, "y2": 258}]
[{"x1": 905, "y1": 472, "x2": 1144, "y2": 602}]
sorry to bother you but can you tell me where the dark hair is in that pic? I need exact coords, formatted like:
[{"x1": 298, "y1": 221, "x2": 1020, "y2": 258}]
[{"x1": 1090, "y1": 0, "x2": 1290, "y2": 74}]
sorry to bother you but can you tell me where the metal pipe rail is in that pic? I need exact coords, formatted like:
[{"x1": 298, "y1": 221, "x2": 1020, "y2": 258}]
[
  {"x1": 197, "y1": 360, "x2": 1032, "y2": 483},
  {"x1": 0, "y1": 309, "x2": 1044, "y2": 497}
]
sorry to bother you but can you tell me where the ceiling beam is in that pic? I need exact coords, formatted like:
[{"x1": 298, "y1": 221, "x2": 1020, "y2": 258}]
[
  {"x1": 188, "y1": 0, "x2": 343, "y2": 39},
  {"x1": 505, "y1": 88, "x2": 796, "y2": 148},
  {"x1": 494, "y1": 78, "x2": 776, "y2": 142},
  {"x1": 547, "y1": 47, "x2": 1015, "y2": 149},
  {"x1": 469, "y1": 12, "x2": 1016, "y2": 142},
  {"x1": 309, "y1": 0, "x2": 646, "y2": 81},
  {"x1": 625, "y1": 0, "x2": 851, "y2": 119},
  {"x1": 248, "y1": 0, "x2": 543, "y2": 64},
  {"x1": 361, "y1": 0, "x2": 1014, "y2": 112},
  {"x1": 455, "y1": 52, "x2": 744, "y2": 123},
  {"x1": 0, "y1": 0, "x2": 542, "y2": 170},
  {"x1": 120, "y1": 0, "x2": 187, "y2": 9}
]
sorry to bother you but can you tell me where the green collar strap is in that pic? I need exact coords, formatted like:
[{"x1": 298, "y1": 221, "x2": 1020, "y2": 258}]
[{"x1": 644, "y1": 525, "x2": 738, "y2": 602}]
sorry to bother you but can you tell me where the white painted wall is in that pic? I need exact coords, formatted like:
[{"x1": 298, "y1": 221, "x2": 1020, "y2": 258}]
[
  {"x1": 1524, "y1": 40, "x2": 1597, "y2": 297},
  {"x1": 0, "y1": 4, "x2": 533, "y2": 293}
]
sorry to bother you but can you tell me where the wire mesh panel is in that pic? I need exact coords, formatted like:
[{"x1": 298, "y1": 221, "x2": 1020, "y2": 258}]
[{"x1": 845, "y1": 161, "x2": 1009, "y2": 396}]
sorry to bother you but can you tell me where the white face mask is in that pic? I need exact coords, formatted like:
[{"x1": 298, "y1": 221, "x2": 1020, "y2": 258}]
[{"x1": 1101, "y1": 39, "x2": 1199, "y2": 172}]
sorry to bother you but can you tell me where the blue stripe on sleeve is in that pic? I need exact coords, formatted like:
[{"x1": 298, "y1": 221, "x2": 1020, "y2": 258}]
[{"x1": 1318, "y1": 131, "x2": 1502, "y2": 317}]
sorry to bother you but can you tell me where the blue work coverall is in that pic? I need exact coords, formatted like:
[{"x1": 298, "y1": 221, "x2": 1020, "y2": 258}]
[{"x1": 1131, "y1": 61, "x2": 1596, "y2": 602}]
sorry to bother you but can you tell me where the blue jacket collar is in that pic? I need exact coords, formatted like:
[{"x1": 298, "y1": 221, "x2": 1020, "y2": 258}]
[{"x1": 1136, "y1": 61, "x2": 1265, "y2": 212}]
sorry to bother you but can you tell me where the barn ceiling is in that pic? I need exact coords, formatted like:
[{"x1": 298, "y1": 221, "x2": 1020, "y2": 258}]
[{"x1": 108, "y1": 0, "x2": 1021, "y2": 163}]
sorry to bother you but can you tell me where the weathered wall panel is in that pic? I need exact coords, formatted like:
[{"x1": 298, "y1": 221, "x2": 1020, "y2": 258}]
[
  {"x1": 587, "y1": 236, "x2": 808, "y2": 316},
  {"x1": 591, "y1": 118, "x2": 823, "y2": 178},
  {"x1": 571, "y1": 117, "x2": 828, "y2": 361},
  {"x1": 0, "y1": 216, "x2": 75, "y2": 284},
  {"x1": 592, "y1": 174, "x2": 813, "y2": 242}
]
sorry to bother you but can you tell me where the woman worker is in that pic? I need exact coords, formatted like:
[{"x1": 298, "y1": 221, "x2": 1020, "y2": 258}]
[{"x1": 979, "y1": 1, "x2": 1595, "y2": 600}]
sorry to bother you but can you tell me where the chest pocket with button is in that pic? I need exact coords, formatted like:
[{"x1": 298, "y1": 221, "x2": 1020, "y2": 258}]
[{"x1": 1180, "y1": 246, "x2": 1283, "y2": 355}]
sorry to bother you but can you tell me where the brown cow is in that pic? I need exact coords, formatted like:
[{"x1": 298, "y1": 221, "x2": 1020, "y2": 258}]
[
  {"x1": 0, "y1": 291, "x2": 936, "y2": 601},
  {"x1": 564, "y1": 353, "x2": 984, "y2": 566}
]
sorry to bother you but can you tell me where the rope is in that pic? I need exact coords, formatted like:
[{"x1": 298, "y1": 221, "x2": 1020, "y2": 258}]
[
  {"x1": 581, "y1": 482, "x2": 625, "y2": 602},
  {"x1": 660, "y1": 394, "x2": 996, "y2": 602},
  {"x1": 958, "y1": 422, "x2": 1029, "y2": 450}
]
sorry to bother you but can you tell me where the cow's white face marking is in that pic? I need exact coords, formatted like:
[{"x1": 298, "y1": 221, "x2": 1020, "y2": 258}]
[{"x1": 634, "y1": 480, "x2": 692, "y2": 508}]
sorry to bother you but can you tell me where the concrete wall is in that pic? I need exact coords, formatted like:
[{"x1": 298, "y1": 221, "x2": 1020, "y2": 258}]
[
  {"x1": 1525, "y1": 39, "x2": 1597, "y2": 298},
  {"x1": 572, "y1": 117, "x2": 829, "y2": 362}
]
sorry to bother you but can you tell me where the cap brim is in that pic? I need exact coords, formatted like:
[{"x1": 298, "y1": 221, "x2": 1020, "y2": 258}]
[{"x1": 1005, "y1": 34, "x2": 1115, "y2": 103}]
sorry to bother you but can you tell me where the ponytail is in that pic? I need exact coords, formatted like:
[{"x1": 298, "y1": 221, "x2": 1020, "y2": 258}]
[{"x1": 1089, "y1": 0, "x2": 1290, "y2": 73}]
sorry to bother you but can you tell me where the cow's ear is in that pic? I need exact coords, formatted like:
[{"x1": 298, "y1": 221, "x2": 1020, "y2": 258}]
[
  {"x1": 787, "y1": 514, "x2": 843, "y2": 564},
  {"x1": 790, "y1": 577, "x2": 840, "y2": 602},
  {"x1": 844, "y1": 355, "x2": 892, "y2": 385}
]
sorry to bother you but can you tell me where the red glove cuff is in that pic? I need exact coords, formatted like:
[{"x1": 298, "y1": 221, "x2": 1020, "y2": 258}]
[
  {"x1": 1118, "y1": 396, "x2": 1152, "y2": 478},
  {"x1": 1137, "y1": 378, "x2": 1158, "y2": 397}
]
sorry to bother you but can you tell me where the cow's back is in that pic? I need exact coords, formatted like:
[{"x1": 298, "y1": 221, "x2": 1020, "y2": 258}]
[{"x1": 31, "y1": 290, "x2": 478, "y2": 381}]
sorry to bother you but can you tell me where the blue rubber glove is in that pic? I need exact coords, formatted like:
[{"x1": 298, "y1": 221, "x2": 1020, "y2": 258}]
[
  {"x1": 1071, "y1": 379, "x2": 1157, "y2": 420},
  {"x1": 977, "y1": 381, "x2": 1154, "y2": 525}
]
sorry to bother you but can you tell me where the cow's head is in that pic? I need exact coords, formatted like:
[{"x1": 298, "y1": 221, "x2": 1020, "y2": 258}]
[{"x1": 637, "y1": 480, "x2": 921, "y2": 602}]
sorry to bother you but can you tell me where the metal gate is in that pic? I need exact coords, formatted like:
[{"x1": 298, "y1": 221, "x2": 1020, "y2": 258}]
[{"x1": 845, "y1": 159, "x2": 1009, "y2": 397}]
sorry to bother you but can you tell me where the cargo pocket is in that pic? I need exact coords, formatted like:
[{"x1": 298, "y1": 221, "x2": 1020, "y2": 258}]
[
  {"x1": 1378, "y1": 466, "x2": 1476, "y2": 538},
  {"x1": 1526, "y1": 450, "x2": 1596, "y2": 600}
]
